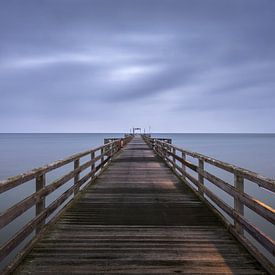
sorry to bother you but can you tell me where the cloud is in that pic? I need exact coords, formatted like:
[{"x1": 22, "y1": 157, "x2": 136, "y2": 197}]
[{"x1": 0, "y1": 0, "x2": 275, "y2": 132}]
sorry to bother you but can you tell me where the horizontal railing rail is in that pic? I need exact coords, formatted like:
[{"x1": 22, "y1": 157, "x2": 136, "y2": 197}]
[
  {"x1": 142, "y1": 135, "x2": 275, "y2": 274},
  {"x1": 142, "y1": 136, "x2": 172, "y2": 144},
  {"x1": 0, "y1": 135, "x2": 132, "y2": 272}
]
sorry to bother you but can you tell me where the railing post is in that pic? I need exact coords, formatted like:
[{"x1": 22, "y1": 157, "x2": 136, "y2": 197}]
[
  {"x1": 181, "y1": 152, "x2": 186, "y2": 181},
  {"x1": 153, "y1": 139, "x2": 156, "y2": 151},
  {"x1": 172, "y1": 147, "x2": 176, "y2": 170},
  {"x1": 74, "y1": 158, "x2": 80, "y2": 196},
  {"x1": 91, "y1": 151, "x2": 95, "y2": 176},
  {"x1": 110, "y1": 143, "x2": 113, "y2": 157},
  {"x1": 198, "y1": 159, "x2": 204, "y2": 195},
  {"x1": 101, "y1": 148, "x2": 104, "y2": 168},
  {"x1": 118, "y1": 140, "x2": 121, "y2": 151},
  {"x1": 160, "y1": 142, "x2": 164, "y2": 158},
  {"x1": 109, "y1": 142, "x2": 115, "y2": 162},
  {"x1": 160, "y1": 143, "x2": 165, "y2": 159},
  {"x1": 164, "y1": 144, "x2": 169, "y2": 159},
  {"x1": 35, "y1": 173, "x2": 45, "y2": 235},
  {"x1": 158, "y1": 142, "x2": 162, "y2": 157},
  {"x1": 234, "y1": 172, "x2": 244, "y2": 235},
  {"x1": 152, "y1": 139, "x2": 156, "y2": 150}
]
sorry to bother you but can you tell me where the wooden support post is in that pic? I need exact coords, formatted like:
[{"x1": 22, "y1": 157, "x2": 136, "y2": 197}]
[
  {"x1": 101, "y1": 148, "x2": 104, "y2": 168},
  {"x1": 198, "y1": 159, "x2": 204, "y2": 195},
  {"x1": 91, "y1": 152, "x2": 95, "y2": 175},
  {"x1": 164, "y1": 144, "x2": 168, "y2": 160},
  {"x1": 35, "y1": 173, "x2": 45, "y2": 235},
  {"x1": 172, "y1": 147, "x2": 176, "y2": 170},
  {"x1": 157, "y1": 141, "x2": 160, "y2": 155},
  {"x1": 110, "y1": 143, "x2": 114, "y2": 157},
  {"x1": 118, "y1": 140, "x2": 121, "y2": 151},
  {"x1": 234, "y1": 172, "x2": 244, "y2": 235},
  {"x1": 153, "y1": 140, "x2": 157, "y2": 152},
  {"x1": 160, "y1": 143, "x2": 164, "y2": 158},
  {"x1": 181, "y1": 152, "x2": 186, "y2": 180},
  {"x1": 109, "y1": 143, "x2": 114, "y2": 162},
  {"x1": 74, "y1": 159, "x2": 80, "y2": 196},
  {"x1": 158, "y1": 142, "x2": 162, "y2": 157}
]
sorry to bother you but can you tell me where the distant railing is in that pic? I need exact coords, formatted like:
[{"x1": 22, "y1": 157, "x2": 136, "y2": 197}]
[
  {"x1": 0, "y1": 135, "x2": 132, "y2": 272},
  {"x1": 151, "y1": 138, "x2": 172, "y2": 144},
  {"x1": 142, "y1": 135, "x2": 275, "y2": 274},
  {"x1": 104, "y1": 134, "x2": 134, "y2": 145}
]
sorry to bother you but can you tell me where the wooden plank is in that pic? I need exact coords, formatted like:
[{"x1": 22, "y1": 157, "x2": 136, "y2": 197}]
[
  {"x1": 11, "y1": 136, "x2": 267, "y2": 274},
  {"x1": 173, "y1": 165, "x2": 275, "y2": 256},
  {"x1": 0, "y1": 171, "x2": 92, "y2": 262},
  {"x1": 171, "y1": 165, "x2": 274, "y2": 275}
]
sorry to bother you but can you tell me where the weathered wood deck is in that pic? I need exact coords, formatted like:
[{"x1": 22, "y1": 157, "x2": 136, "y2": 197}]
[{"x1": 14, "y1": 136, "x2": 265, "y2": 274}]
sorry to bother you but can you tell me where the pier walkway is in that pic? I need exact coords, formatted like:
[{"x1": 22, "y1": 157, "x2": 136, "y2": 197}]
[{"x1": 14, "y1": 136, "x2": 265, "y2": 274}]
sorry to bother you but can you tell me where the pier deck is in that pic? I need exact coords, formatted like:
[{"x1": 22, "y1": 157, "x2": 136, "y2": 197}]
[{"x1": 14, "y1": 136, "x2": 265, "y2": 274}]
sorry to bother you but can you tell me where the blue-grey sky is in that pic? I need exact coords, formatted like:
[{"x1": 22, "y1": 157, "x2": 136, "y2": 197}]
[{"x1": 0, "y1": 0, "x2": 275, "y2": 133}]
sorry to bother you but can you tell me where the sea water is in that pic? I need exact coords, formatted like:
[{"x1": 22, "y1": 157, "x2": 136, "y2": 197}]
[{"x1": 0, "y1": 133, "x2": 274, "y2": 269}]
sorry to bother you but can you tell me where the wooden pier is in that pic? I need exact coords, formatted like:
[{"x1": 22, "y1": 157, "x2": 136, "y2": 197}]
[{"x1": 0, "y1": 135, "x2": 274, "y2": 274}]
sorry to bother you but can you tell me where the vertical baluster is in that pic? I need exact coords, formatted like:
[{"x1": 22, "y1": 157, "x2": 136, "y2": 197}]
[
  {"x1": 110, "y1": 143, "x2": 113, "y2": 158},
  {"x1": 234, "y1": 172, "x2": 244, "y2": 235},
  {"x1": 36, "y1": 173, "x2": 45, "y2": 234},
  {"x1": 181, "y1": 152, "x2": 186, "y2": 181},
  {"x1": 118, "y1": 139, "x2": 122, "y2": 151},
  {"x1": 160, "y1": 142, "x2": 163, "y2": 157},
  {"x1": 162, "y1": 143, "x2": 166, "y2": 160},
  {"x1": 101, "y1": 148, "x2": 104, "y2": 169},
  {"x1": 172, "y1": 147, "x2": 176, "y2": 170},
  {"x1": 164, "y1": 144, "x2": 168, "y2": 160},
  {"x1": 198, "y1": 159, "x2": 204, "y2": 195},
  {"x1": 115, "y1": 141, "x2": 117, "y2": 153},
  {"x1": 161, "y1": 143, "x2": 166, "y2": 160},
  {"x1": 91, "y1": 151, "x2": 95, "y2": 177},
  {"x1": 109, "y1": 142, "x2": 114, "y2": 162},
  {"x1": 74, "y1": 158, "x2": 80, "y2": 196}
]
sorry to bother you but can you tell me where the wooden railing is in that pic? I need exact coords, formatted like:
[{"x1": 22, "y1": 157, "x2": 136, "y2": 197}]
[
  {"x1": 143, "y1": 135, "x2": 275, "y2": 274},
  {"x1": 0, "y1": 135, "x2": 132, "y2": 272}
]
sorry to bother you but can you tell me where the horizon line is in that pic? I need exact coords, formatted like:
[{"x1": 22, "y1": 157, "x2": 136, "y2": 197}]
[{"x1": 1, "y1": 132, "x2": 275, "y2": 135}]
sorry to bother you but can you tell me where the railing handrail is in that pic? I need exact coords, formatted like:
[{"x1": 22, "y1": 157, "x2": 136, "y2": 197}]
[
  {"x1": 0, "y1": 135, "x2": 133, "y2": 273},
  {"x1": 147, "y1": 137, "x2": 275, "y2": 192},
  {"x1": 142, "y1": 135, "x2": 275, "y2": 274},
  {"x1": 0, "y1": 141, "x2": 119, "y2": 194}
]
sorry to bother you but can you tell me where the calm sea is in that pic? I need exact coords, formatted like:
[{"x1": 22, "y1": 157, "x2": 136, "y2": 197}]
[{"x1": 0, "y1": 133, "x2": 274, "y2": 269}]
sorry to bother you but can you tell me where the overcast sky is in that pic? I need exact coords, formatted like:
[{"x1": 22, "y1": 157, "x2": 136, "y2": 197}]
[{"x1": 0, "y1": 0, "x2": 274, "y2": 133}]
